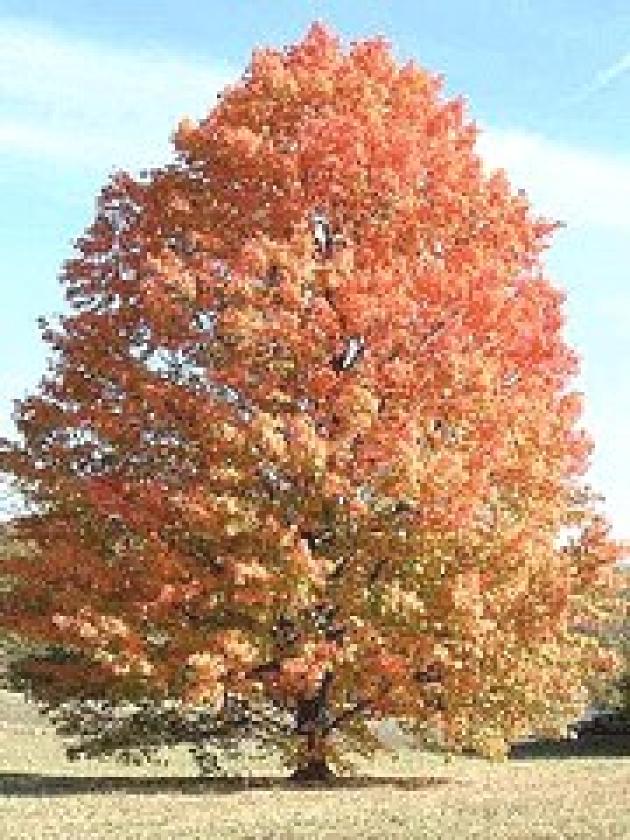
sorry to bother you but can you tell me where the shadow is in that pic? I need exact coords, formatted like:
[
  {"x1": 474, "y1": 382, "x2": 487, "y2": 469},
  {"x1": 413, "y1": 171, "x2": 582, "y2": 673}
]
[
  {"x1": 0, "y1": 772, "x2": 462, "y2": 797},
  {"x1": 509, "y1": 738, "x2": 630, "y2": 760}
]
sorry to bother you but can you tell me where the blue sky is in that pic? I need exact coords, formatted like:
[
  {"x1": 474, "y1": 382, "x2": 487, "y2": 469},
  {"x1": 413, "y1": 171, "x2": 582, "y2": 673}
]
[{"x1": 1, "y1": 2, "x2": 629, "y2": 548}]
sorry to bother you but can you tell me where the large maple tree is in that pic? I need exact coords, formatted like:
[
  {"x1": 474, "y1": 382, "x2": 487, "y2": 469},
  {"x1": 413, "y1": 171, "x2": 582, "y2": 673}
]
[{"x1": 0, "y1": 23, "x2": 626, "y2": 780}]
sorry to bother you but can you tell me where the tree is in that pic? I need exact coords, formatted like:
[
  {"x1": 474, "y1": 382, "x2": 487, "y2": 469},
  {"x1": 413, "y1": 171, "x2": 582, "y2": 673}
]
[
  {"x1": 583, "y1": 565, "x2": 630, "y2": 723},
  {"x1": 0, "y1": 23, "x2": 626, "y2": 781}
]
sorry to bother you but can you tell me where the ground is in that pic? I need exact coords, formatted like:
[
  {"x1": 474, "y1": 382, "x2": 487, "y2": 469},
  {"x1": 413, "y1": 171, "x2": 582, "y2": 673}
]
[{"x1": 1, "y1": 688, "x2": 629, "y2": 839}]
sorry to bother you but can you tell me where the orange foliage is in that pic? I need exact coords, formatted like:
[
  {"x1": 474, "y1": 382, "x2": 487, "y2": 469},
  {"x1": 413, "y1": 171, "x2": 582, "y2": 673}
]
[{"x1": 0, "y1": 22, "x2": 626, "y2": 769}]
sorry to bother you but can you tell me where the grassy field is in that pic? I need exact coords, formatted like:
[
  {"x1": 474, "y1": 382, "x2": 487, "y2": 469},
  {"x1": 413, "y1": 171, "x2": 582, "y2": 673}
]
[{"x1": 1, "y1": 688, "x2": 629, "y2": 840}]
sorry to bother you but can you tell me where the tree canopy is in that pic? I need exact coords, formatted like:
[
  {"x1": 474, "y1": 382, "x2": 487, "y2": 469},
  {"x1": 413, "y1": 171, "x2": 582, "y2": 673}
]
[{"x1": 0, "y1": 23, "x2": 626, "y2": 779}]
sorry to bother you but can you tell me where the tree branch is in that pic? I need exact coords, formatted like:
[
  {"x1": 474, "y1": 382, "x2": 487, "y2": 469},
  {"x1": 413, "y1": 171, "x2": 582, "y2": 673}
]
[
  {"x1": 295, "y1": 667, "x2": 334, "y2": 734},
  {"x1": 368, "y1": 557, "x2": 387, "y2": 587},
  {"x1": 328, "y1": 555, "x2": 351, "y2": 581},
  {"x1": 323, "y1": 677, "x2": 394, "y2": 735},
  {"x1": 245, "y1": 658, "x2": 282, "y2": 679}
]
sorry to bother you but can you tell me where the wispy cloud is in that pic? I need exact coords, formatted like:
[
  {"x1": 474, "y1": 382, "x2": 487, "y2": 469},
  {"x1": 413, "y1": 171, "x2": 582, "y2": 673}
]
[
  {"x1": 477, "y1": 125, "x2": 630, "y2": 233},
  {"x1": 568, "y1": 50, "x2": 630, "y2": 104},
  {"x1": 3, "y1": 19, "x2": 630, "y2": 236},
  {"x1": 0, "y1": 18, "x2": 236, "y2": 173}
]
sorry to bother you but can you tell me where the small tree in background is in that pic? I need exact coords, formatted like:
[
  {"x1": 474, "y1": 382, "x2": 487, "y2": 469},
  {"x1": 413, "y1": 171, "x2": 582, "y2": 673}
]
[
  {"x1": 583, "y1": 565, "x2": 630, "y2": 723},
  {"x1": 618, "y1": 570, "x2": 630, "y2": 717},
  {"x1": 0, "y1": 23, "x2": 626, "y2": 781}
]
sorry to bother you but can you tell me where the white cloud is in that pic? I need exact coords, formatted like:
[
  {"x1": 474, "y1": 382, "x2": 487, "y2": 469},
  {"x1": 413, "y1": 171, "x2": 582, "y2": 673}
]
[
  {"x1": 477, "y1": 125, "x2": 630, "y2": 233},
  {"x1": 0, "y1": 18, "x2": 236, "y2": 172},
  {"x1": 0, "y1": 371, "x2": 33, "y2": 444}
]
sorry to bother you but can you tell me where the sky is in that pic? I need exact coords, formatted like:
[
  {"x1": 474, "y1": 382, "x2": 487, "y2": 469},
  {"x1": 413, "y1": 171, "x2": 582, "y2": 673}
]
[{"x1": 0, "y1": 1, "x2": 629, "y2": 551}]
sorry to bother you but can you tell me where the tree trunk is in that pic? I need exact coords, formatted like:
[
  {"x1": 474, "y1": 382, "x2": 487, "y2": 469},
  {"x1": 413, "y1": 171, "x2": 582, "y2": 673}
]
[
  {"x1": 290, "y1": 755, "x2": 335, "y2": 782},
  {"x1": 290, "y1": 681, "x2": 335, "y2": 782}
]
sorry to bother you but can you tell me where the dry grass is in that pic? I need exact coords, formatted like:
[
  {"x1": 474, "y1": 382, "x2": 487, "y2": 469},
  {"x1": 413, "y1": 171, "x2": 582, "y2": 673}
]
[{"x1": 1, "y1": 688, "x2": 629, "y2": 839}]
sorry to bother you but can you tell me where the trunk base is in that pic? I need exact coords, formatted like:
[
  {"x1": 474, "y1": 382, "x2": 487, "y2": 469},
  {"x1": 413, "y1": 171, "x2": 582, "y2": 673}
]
[{"x1": 290, "y1": 758, "x2": 336, "y2": 783}]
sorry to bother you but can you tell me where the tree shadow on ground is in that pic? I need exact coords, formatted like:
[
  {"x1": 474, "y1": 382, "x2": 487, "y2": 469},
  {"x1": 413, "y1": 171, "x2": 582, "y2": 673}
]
[
  {"x1": 509, "y1": 738, "x2": 630, "y2": 760},
  {"x1": 0, "y1": 772, "x2": 463, "y2": 797}
]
